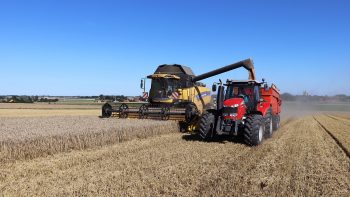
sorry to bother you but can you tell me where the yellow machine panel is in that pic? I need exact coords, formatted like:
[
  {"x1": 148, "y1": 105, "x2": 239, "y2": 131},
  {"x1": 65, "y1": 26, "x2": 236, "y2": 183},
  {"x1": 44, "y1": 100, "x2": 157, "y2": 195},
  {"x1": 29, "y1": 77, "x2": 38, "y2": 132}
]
[{"x1": 178, "y1": 86, "x2": 212, "y2": 113}]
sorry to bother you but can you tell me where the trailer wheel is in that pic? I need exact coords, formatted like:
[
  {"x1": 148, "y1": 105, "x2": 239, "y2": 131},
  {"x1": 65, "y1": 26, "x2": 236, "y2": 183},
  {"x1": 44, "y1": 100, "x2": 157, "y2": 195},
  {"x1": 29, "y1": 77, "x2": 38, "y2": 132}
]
[
  {"x1": 199, "y1": 112, "x2": 215, "y2": 140},
  {"x1": 102, "y1": 103, "x2": 112, "y2": 118},
  {"x1": 273, "y1": 115, "x2": 280, "y2": 131},
  {"x1": 243, "y1": 114, "x2": 264, "y2": 146},
  {"x1": 265, "y1": 108, "x2": 273, "y2": 138}
]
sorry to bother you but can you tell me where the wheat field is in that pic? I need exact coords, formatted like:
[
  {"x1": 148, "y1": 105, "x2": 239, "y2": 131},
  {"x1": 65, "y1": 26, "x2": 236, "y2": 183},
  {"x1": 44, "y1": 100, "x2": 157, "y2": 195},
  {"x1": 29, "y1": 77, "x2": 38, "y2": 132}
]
[
  {"x1": 0, "y1": 104, "x2": 350, "y2": 196},
  {"x1": 0, "y1": 116, "x2": 178, "y2": 162}
]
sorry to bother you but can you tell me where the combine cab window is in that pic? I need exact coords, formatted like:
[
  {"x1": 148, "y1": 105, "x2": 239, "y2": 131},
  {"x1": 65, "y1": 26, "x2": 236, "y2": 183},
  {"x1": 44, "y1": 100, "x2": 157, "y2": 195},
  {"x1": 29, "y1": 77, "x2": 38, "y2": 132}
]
[
  {"x1": 150, "y1": 79, "x2": 179, "y2": 98},
  {"x1": 165, "y1": 79, "x2": 179, "y2": 93}
]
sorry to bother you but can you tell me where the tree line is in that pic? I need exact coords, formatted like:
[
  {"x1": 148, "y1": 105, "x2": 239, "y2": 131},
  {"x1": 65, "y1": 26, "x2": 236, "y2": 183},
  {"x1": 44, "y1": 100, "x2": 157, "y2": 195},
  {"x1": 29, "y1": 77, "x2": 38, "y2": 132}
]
[
  {"x1": 0, "y1": 96, "x2": 59, "y2": 103},
  {"x1": 0, "y1": 95, "x2": 129, "y2": 103},
  {"x1": 281, "y1": 93, "x2": 350, "y2": 102},
  {"x1": 1, "y1": 93, "x2": 349, "y2": 103}
]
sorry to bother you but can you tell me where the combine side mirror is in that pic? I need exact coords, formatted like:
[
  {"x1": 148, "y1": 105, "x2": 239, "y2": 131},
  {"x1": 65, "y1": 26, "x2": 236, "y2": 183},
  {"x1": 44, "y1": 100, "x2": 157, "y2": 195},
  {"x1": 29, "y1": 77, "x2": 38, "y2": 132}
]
[
  {"x1": 212, "y1": 84, "x2": 217, "y2": 92},
  {"x1": 140, "y1": 79, "x2": 144, "y2": 89}
]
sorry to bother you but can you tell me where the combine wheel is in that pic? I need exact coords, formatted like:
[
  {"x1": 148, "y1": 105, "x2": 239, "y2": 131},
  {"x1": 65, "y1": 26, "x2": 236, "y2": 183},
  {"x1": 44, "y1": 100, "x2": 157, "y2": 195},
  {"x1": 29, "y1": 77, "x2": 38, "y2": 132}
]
[
  {"x1": 199, "y1": 112, "x2": 215, "y2": 140},
  {"x1": 102, "y1": 103, "x2": 113, "y2": 118},
  {"x1": 273, "y1": 115, "x2": 280, "y2": 131},
  {"x1": 119, "y1": 104, "x2": 129, "y2": 119},
  {"x1": 161, "y1": 107, "x2": 170, "y2": 120},
  {"x1": 243, "y1": 114, "x2": 264, "y2": 146},
  {"x1": 185, "y1": 103, "x2": 199, "y2": 123},
  {"x1": 265, "y1": 108, "x2": 273, "y2": 138},
  {"x1": 138, "y1": 104, "x2": 148, "y2": 119}
]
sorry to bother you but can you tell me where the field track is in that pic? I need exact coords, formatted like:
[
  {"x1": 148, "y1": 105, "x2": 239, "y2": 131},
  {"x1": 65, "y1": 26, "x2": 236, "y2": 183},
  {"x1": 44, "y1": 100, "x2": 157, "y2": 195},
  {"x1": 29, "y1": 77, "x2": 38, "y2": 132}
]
[
  {"x1": 326, "y1": 114, "x2": 350, "y2": 126},
  {"x1": 314, "y1": 115, "x2": 350, "y2": 158},
  {"x1": 1, "y1": 115, "x2": 350, "y2": 196}
]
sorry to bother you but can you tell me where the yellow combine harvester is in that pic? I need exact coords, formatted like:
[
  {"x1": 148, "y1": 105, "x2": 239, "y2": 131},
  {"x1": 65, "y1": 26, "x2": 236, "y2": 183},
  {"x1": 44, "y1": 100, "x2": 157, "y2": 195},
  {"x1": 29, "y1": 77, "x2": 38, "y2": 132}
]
[{"x1": 102, "y1": 59, "x2": 255, "y2": 131}]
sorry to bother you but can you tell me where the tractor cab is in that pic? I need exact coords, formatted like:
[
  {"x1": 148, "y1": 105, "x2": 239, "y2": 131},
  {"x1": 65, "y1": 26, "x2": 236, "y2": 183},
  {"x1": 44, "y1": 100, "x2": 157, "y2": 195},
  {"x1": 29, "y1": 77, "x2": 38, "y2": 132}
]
[{"x1": 224, "y1": 80, "x2": 262, "y2": 112}]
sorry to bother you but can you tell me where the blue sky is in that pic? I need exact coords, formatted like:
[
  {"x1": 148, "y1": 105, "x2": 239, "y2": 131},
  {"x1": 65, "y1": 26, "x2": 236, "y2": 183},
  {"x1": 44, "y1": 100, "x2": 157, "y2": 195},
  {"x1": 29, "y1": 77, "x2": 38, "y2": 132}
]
[{"x1": 0, "y1": 0, "x2": 349, "y2": 96}]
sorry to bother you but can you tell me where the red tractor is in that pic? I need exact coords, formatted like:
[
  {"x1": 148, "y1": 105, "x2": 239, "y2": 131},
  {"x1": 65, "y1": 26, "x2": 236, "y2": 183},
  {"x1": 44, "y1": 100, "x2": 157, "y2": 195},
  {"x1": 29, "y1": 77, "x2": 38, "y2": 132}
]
[{"x1": 198, "y1": 60, "x2": 282, "y2": 146}]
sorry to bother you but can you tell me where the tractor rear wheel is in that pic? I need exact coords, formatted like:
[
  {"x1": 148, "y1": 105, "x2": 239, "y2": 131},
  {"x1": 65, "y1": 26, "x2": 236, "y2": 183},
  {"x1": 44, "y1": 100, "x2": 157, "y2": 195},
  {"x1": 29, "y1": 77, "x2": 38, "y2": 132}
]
[
  {"x1": 199, "y1": 112, "x2": 215, "y2": 140},
  {"x1": 243, "y1": 114, "x2": 264, "y2": 146},
  {"x1": 273, "y1": 115, "x2": 280, "y2": 131},
  {"x1": 265, "y1": 108, "x2": 273, "y2": 138}
]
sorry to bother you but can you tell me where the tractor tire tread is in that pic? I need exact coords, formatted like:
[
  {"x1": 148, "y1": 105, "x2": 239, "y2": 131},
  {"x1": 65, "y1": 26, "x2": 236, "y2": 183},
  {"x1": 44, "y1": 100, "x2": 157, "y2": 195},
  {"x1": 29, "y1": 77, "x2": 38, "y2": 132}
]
[
  {"x1": 243, "y1": 114, "x2": 263, "y2": 146},
  {"x1": 199, "y1": 112, "x2": 215, "y2": 140},
  {"x1": 272, "y1": 114, "x2": 280, "y2": 131},
  {"x1": 265, "y1": 108, "x2": 273, "y2": 138}
]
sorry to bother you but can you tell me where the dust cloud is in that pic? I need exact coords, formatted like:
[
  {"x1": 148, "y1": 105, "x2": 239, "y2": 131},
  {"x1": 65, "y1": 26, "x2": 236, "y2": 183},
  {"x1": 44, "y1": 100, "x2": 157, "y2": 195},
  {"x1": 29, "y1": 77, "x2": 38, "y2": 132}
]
[{"x1": 281, "y1": 101, "x2": 350, "y2": 120}]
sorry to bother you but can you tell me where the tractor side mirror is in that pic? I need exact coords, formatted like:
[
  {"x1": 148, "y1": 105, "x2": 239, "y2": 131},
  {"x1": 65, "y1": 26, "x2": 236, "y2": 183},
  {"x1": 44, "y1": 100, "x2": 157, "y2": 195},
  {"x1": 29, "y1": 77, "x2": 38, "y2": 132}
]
[
  {"x1": 140, "y1": 79, "x2": 144, "y2": 89},
  {"x1": 212, "y1": 84, "x2": 217, "y2": 92}
]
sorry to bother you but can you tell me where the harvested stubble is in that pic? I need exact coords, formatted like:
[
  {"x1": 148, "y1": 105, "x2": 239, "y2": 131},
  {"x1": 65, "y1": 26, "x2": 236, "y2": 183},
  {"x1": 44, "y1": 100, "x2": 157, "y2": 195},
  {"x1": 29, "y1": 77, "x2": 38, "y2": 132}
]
[
  {"x1": 329, "y1": 113, "x2": 350, "y2": 120},
  {"x1": 314, "y1": 114, "x2": 350, "y2": 153},
  {"x1": 0, "y1": 116, "x2": 179, "y2": 163},
  {"x1": 1, "y1": 116, "x2": 350, "y2": 196}
]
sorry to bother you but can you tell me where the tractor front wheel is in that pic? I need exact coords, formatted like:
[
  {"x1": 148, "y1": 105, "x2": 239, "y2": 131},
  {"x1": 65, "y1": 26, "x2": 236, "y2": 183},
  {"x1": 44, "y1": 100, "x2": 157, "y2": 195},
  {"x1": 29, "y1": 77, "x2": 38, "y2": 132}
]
[
  {"x1": 243, "y1": 114, "x2": 264, "y2": 146},
  {"x1": 199, "y1": 112, "x2": 215, "y2": 140}
]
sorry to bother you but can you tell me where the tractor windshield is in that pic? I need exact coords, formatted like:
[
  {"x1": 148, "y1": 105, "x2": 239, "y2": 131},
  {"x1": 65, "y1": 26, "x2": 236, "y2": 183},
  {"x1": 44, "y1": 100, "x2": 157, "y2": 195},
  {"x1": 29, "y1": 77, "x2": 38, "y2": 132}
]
[
  {"x1": 225, "y1": 84, "x2": 260, "y2": 110},
  {"x1": 149, "y1": 78, "x2": 179, "y2": 99}
]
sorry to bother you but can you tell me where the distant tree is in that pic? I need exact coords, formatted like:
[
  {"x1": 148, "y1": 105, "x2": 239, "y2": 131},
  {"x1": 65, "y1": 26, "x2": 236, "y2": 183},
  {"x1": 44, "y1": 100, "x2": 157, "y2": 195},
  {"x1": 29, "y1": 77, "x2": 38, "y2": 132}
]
[
  {"x1": 26, "y1": 96, "x2": 33, "y2": 103},
  {"x1": 33, "y1": 95, "x2": 39, "y2": 102},
  {"x1": 99, "y1": 94, "x2": 104, "y2": 101},
  {"x1": 38, "y1": 98, "x2": 58, "y2": 103},
  {"x1": 11, "y1": 96, "x2": 16, "y2": 101},
  {"x1": 281, "y1": 93, "x2": 296, "y2": 101},
  {"x1": 335, "y1": 94, "x2": 347, "y2": 102}
]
